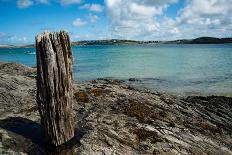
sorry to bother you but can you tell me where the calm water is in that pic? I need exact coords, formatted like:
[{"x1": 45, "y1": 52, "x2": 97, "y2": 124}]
[{"x1": 1, "y1": 44, "x2": 232, "y2": 96}]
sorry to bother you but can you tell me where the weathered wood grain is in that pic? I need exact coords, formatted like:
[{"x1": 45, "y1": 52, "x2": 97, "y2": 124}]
[{"x1": 36, "y1": 31, "x2": 74, "y2": 146}]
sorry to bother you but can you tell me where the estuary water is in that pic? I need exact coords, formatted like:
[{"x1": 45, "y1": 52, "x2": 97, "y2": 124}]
[{"x1": 1, "y1": 44, "x2": 232, "y2": 96}]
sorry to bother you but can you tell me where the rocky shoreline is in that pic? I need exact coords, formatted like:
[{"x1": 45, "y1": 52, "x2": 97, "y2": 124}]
[{"x1": 0, "y1": 62, "x2": 232, "y2": 155}]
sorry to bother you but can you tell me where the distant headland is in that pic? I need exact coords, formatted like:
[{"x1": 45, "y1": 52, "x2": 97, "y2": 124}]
[
  {"x1": 73, "y1": 37, "x2": 232, "y2": 45},
  {"x1": 0, "y1": 37, "x2": 232, "y2": 48}
]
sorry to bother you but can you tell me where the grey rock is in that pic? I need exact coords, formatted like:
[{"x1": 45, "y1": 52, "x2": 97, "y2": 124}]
[{"x1": 0, "y1": 62, "x2": 232, "y2": 155}]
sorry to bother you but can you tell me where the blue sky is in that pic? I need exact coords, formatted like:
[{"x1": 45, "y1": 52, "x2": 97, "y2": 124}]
[{"x1": 0, "y1": 0, "x2": 232, "y2": 44}]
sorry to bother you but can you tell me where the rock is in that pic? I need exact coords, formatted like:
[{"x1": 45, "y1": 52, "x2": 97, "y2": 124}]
[
  {"x1": 0, "y1": 62, "x2": 36, "y2": 77},
  {"x1": 128, "y1": 78, "x2": 141, "y2": 82},
  {"x1": 0, "y1": 62, "x2": 232, "y2": 155}
]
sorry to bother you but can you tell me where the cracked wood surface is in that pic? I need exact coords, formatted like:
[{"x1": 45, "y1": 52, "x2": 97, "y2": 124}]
[{"x1": 36, "y1": 31, "x2": 74, "y2": 146}]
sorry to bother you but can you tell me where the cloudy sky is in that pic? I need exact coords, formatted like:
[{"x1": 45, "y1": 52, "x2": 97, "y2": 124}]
[{"x1": 0, "y1": 0, "x2": 232, "y2": 44}]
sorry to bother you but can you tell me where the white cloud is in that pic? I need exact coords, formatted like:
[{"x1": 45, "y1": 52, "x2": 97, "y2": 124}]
[
  {"x1": 16, "y1": 0, "x2": 83, "y2": 8},
  {"x1": 17, "y1": 0, "x2": 33, "y2": 8},
  {"x1": 80, "y1": 3, "x2": 103, "y2": 12},
  {"x1": 0, "y1": 32, "x2": 5, "y2": 37},
  {"x1": 16, "y1": 0, "x2": 50, "y2": 8},
  {"x1": 105, "y1": 0, "x2": 232, "y2": 40},
  {"x1": 174, "y1": 0, "x2": 232, "y2": 38},
  {"x1": 105, "y1": 0, "x2": 177, "y2": 40},
  {"x1": 0, "y1": 32, "x2": 28, "y2": 44},
  {"x1": 0, "y1": 32, "x2": 12, "y2": 39},
  {"x1": 36, "y1": 0, "x2": 49, "y2": 4},
  {"x1": 72, "y1": 18, "x2": 87, "y2": 27},
  {"x1": 177, "y1": 0, "x2": 232, "y2": 24},
  {"x1": 16, "y1": 0, "x2": 83, "y2": 7},
  {"x1": 72, "y1": 14, "x2": 99, "y2": 29},
  {"x1": 88, "y1": 14, "x2": 99, "y2": 23},
  {"x1": 128, "y1": 0, "x2": 178, "y2": 6},
  {"x1": 60, "y1": 0, "x2": 81, "y2": 5}
]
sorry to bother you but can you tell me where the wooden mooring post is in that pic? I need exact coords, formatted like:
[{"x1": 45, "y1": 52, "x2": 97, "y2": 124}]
[{"x1": 36, "y1": 31, "x2": 74, "y2": 146}]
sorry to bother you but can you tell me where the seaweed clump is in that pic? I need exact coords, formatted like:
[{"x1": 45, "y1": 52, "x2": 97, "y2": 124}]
[
  {"x1": 74, "y1": 91, "x2": 89, "y2": 103},
  {"x1": 124, "y1": 100, "x2": 169, "y2": 124},
  {"x1": 133, "y1": 128, "x2": 162, "y2": 144},
  {"x1": 124, "y1": 100, "x2": 152, "y2": 120},
  {"x1": 90, "y1": 88, "x2": 110, "y2": 97}
]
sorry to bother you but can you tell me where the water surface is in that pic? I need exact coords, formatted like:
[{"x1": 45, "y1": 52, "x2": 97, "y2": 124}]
[{"x1": 1, "y1": 44, "x2": 232, "y2": 96}]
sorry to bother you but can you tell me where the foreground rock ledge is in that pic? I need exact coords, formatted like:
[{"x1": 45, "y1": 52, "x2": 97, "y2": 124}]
[{"x1": 0, "y1": 62, "x2": 232, "y2": 155}]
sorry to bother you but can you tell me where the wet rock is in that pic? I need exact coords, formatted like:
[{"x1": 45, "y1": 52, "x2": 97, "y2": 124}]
[{"x1": 128, "y1": 78, "x2": 141, "y2": 82}]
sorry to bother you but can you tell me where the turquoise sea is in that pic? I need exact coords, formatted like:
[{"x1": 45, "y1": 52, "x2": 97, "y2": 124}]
[{"x1": 1, "y1": 44, "x2": 232, "y2": 96}]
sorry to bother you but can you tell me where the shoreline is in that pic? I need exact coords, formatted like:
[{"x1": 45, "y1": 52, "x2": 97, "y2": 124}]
[
  {"x1": 0, "y1": 62, "x2": 232, "y2": 154},
  {"x1": 1, "y1": 61, "x2": 232, "y2": 97}
]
